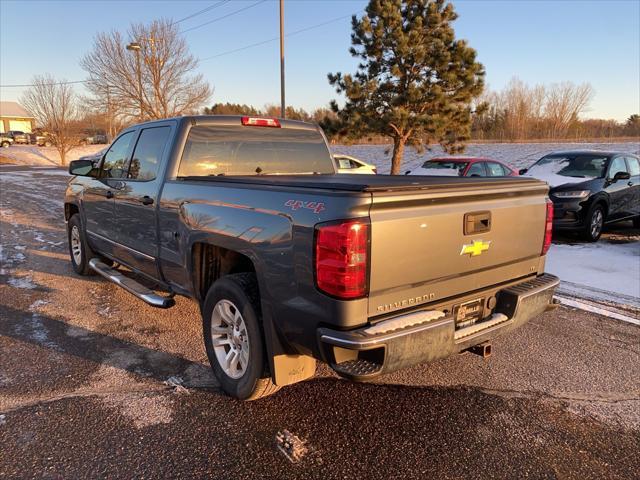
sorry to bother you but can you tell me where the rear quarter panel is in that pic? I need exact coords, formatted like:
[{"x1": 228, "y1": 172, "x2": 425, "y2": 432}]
[{"x1": 158, "y1": 179, "x2": 372, "y2": 357}]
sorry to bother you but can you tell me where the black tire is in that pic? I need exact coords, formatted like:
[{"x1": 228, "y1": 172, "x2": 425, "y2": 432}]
[
  {"x1": 582, "y1": 204, "x2": 605, "y2": 242},
  {"x1": 633, "y1": 217, "x2": 640, "y2": 229},
  {"x1": 202, "y1": 273, "x2": 280, "y2": 400},
  {"x1": 67, "y1": 214, "x2": 96, "y2": 275}
]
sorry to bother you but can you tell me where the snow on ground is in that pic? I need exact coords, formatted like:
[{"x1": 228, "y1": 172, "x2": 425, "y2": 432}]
[
  {"x1": 1, "y1": 141, "x2": 637, "y2": 170},
  {"x1": 0, "y1": 145, "x2": 105, "y2": 166},
  {"x1": 546, "y1": 241, "x2": 640, "y2": 300},
  {"x1": 332, "y1": 141, "x2": 639, "y2": 174}
]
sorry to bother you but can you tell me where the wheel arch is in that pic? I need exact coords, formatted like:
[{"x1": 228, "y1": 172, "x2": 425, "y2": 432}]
[
  {"x1": 64, "y1": 202, "x2": 80, "y2": 222},
  {"x1": 190, "y1": 241, "x2": 258, "y2": 303},
  {"x1": 588, "y1": 194, "x2": 609, "y2": 217}
]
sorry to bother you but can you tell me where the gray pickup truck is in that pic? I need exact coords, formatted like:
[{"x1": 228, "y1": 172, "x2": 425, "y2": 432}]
[{"x1": 65, "y1": 115, "x2": 559, "y2": 400}]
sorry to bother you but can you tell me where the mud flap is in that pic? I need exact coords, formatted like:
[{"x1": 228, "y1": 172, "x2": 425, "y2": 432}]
[{"x1": 272, "y1": 354, "x2": 316, "y2": 387}]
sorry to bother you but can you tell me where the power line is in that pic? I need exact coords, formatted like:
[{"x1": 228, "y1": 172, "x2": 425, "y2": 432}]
[
  {"x1": 0, "y1": 12, "x2": 357, "y2": 88},
  {"x1": 200, "y1": 13, "x2": 353, "y2": 62},
  {"x1": 0, "y1": 80, "x2": 87, "y2": 88},
  {"x1": 171, "y1": 1, "x2": 231, "y2": 26},
  {"x1": 180, "y1": 0, "x2": 268, "y2": 34}
]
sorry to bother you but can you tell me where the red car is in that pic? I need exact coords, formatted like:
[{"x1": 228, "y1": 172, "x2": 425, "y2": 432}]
[{"x1": 407, "y1": 156, "x2": 518, "y2": 177}]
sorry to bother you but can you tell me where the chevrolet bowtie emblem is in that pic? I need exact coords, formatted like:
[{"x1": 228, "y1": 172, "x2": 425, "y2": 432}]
[{"x1": 460, "y1": 240, "x2": 491, "y2": 257}]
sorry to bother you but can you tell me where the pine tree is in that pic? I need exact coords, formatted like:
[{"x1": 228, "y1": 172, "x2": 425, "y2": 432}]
[{"x1": 328, "y1": 0, "x2": 485, "y2": 174}]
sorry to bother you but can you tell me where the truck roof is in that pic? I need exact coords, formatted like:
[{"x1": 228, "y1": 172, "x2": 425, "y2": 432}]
[{"x1": 131, "y1": 115, "x2": 320, "y2": 131}]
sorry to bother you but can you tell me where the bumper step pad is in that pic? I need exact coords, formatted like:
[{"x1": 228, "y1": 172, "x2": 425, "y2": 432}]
[{"x1": 332, "y1": 359, "x2": 383, "y2": 378}]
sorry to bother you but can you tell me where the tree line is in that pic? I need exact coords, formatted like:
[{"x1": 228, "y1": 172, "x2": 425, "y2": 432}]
[
  {"x1": 20, "y1": 1, "x2": 638, "y2": 168},
  {"x1": 472, "y1": 78, "x2": 638, "y2": 141}
]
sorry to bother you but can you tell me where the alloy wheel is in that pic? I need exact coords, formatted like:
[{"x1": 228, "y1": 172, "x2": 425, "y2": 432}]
[
  {"x1": 210, "y1": 299, "x2": 250, "y2": 379},
  {"x1": 71, "y1": 225, "x2": 82, "y2": 264},
  {"x1": 590, "y1": 209, "x2": 603, "y2": 238}
]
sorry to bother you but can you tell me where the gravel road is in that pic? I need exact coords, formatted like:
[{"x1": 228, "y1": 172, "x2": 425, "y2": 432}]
[{"x1": 1, "y1": 165, "x2": 638, "y2": 479}]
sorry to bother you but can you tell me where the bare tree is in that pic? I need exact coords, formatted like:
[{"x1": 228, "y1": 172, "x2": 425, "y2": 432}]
[
  {"x1": 499, "y1": 77, "x2": 547, "y2": 140},
  {"x1": 545, "y1": 82, "x2": 594, "y2": 138},
  {"x1": 81, "y1": 19, "x2": 212, "y2": 122},
  {"x1": 21, "y1": 74, "x2": 78, "y2": 165}
]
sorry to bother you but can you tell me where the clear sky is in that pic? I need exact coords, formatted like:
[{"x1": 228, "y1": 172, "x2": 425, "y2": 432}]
[{"x1": 1, "y1": 0, "x2": 638, "y2": 121}]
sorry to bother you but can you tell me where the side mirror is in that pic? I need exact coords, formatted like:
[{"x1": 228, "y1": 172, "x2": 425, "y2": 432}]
[
  {"x1": 519, "y1": 168, "x2": 528, "y2": 175},
  {"x1": 612, "y1": 171, "x2": 631, "y2": 182},
  {"x1": 68, "y1": 159, "x2": 95, "y2": 176}
]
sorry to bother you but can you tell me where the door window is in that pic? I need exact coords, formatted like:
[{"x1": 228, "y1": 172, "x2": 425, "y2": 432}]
[
  {"x1": 466, "y1": 162, "x2": 486, "y2": 177},
  {"x1": 486, "y1": 162, "x2": 505, "y2": 176},
  {"x1": 626, "y1": 157, "x2": 640, "y2": 176},
  {"x1": 101, "y1": 131, "x2": 135, "y2": 178},
  {"x1": 608, "y1": 157, "x2": 628, "y2": 178},
  {"x1": 128, "y1": 126, "x2": 171, "y2": 181}
]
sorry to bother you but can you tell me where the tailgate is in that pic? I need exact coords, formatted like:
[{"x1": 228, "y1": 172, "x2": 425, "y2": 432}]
[{"x1": 368, "y1": 179, "x2": 549, "y2": 317}]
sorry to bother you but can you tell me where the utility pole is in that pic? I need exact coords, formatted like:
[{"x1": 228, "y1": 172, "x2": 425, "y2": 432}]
[
  {"x1": 106, "y1": 85, "x2": 113, "y2": 139},
  {"x1": 279, "y1": 0, "x2": 285, "y2": 118},
  {"x1": 126, "y1": 42, "x2": 143, "y2": 121}
]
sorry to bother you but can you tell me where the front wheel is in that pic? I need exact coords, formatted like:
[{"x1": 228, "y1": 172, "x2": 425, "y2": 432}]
[
  {"x1": 202, "y1": 273, "x2": 280, "y2": 400},
  {"x1": 582, "y1": 204, "x2": 605, "y2": 242},
  {"x1": 1, "y1": 141, "x2": 9, "y2": 148},
  {"x1": 67, "y1": 214, "x2": 95, "y2": 275}
]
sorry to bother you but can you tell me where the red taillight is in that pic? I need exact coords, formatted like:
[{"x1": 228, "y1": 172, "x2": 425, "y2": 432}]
[
  {"x1": 542, "y1": 199, "x2": 553, "y2": 255},
  {"x1": 315, "y1": 219, "x2": 369, "y2": 299},
  {"x1": 241, "y1": 116, "x2": 281, "y2": 128}
]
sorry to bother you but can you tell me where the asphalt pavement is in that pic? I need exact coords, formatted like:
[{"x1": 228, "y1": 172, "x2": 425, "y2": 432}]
[{"x1": 1, "y1": 165, "x2": 639, "y2": 479}]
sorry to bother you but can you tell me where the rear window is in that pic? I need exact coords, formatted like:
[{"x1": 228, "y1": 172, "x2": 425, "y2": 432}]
[{"x1": 178, "y1": 126, "x2": 334, "y2": 177}]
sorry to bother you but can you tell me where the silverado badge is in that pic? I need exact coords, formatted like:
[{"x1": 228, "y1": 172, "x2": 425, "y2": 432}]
[{"x1": 460, "y1": 240, "x2": 491, "y2": 257}]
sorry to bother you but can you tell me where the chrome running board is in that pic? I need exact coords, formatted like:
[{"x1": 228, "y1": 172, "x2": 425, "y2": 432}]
[{"x1": 89, "y1": 258, "x2": 175, "y2": 309}]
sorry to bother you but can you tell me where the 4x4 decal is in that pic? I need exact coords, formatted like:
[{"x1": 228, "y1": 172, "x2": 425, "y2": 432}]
[{"x1": 285, "y1": 199, "x2": 326, "y2": 214}]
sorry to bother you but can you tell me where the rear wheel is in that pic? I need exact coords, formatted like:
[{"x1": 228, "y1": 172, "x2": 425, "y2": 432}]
[
  {"x1": 67, "y1": 214, "x2": 95, "y2": 275},
  {"x1": 582, "y1": 204, "x2": 605, "y2": 242},
  {"x1": 202, "y1": 273, "x2": 280, "y2": 400}
]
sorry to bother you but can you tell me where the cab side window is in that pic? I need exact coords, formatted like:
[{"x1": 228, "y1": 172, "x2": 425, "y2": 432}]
[
  {"x1": 466, "y1": 162, "x2": 486, "y2": 177},
  {"x1": 608, "y1": 157, "x2": 628, "y2": 178},
  {"x1": 101, "y1": 131, "x2": 135, "y2": 178},
  {"x1": 626, "y1": 157, "x2": 640, "y2": 176},
  {"x1": 127, "y1": 126, "x2": 171, "y2": 181}
]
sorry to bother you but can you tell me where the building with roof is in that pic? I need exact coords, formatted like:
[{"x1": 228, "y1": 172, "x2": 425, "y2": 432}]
[{"x1": 0, "y1": 101, "x2": 35, "y2": 133}]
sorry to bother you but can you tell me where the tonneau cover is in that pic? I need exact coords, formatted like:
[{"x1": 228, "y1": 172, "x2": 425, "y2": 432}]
[{"x1": 178, "y1": 173, "x2": 546, "y2": 193}]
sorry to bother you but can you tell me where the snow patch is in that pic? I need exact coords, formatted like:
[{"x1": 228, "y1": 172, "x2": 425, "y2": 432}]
[
  {"x1": 555, "y1": 296, "x2": 640, "y2": 325},
  {"x1": 164, "y1": 376, "x2": 190, "y2": 394},
  {"x1": 331, "y1": 141, "x2": 639, "y2": 174},
  {"x1": 0, "y1": 145, "x2": 105, "y2": 167},
  {"x1": 276, "y1": 430, "x2": 308, "y2": 463},
  {"x1": 522, "y1": 160, "x2": 594, "y2": 188},
  {"x1": 546, "y1": 242, "x2": 640, "y2": 299},
  {"x1": 8, "y1": 276, "x2": 37, "y2": 289}
]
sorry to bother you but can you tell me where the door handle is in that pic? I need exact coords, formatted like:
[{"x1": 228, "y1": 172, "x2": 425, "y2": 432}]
[
  {"x1": 464, "y1": 211, "x2": 491, "y2": 235},
  {"x1": 105, "y1": 191, "x2": 114, "y2": 199},
  {"x1": 141, "y1": 196, "x2": 154, "y2": 206}
]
